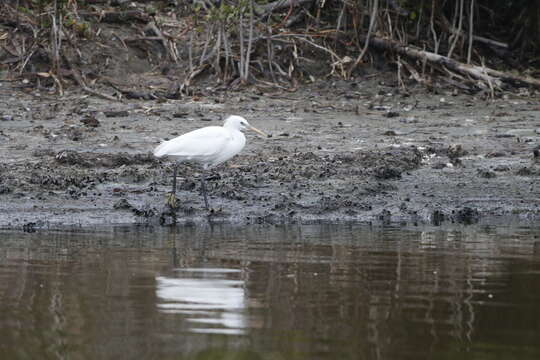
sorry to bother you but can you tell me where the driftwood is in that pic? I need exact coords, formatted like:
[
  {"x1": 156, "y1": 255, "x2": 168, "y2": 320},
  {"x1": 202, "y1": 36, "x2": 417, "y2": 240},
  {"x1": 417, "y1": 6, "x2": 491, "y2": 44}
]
[{"x1": 364, "y1": 36, "x2": 540, "y2": 89}]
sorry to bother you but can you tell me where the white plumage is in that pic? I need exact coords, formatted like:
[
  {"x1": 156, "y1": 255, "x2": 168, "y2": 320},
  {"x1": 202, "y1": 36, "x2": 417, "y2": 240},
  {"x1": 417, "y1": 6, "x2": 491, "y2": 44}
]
[
  {"x1": 154, "y1": 115, "x2": 266, "y2": 210},
  {"x1": 154, "y1": 116, "x2": 247, "y2": 168}
]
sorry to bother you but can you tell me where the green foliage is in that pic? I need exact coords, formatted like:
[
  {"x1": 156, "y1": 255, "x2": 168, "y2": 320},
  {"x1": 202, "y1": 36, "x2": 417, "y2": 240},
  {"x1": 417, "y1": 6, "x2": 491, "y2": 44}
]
[
  {"x1": 64, "y1": 15, "x2": 91, "y2": 38},
  {"x1": 191, "y1": 0, "x2": 253, "y2": 35}
]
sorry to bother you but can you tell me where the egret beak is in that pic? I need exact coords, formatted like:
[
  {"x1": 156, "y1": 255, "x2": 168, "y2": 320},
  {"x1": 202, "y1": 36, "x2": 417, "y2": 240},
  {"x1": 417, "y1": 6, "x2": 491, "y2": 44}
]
[{"x1": 249, "y1": 125, "x2": 267, "y2": 138}]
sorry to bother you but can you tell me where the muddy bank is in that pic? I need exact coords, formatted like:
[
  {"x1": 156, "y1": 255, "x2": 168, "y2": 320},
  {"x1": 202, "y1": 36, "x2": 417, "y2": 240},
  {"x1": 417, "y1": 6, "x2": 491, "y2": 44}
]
[{"x1": 0, "y1": 77, "x2": 539, "y2": 230}]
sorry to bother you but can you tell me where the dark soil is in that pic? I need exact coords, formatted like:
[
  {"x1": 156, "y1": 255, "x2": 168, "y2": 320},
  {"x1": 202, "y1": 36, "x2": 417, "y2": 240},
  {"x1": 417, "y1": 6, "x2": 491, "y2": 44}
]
[{"x1": 1, "y1": 77, "x2": 539, "y2": 230}]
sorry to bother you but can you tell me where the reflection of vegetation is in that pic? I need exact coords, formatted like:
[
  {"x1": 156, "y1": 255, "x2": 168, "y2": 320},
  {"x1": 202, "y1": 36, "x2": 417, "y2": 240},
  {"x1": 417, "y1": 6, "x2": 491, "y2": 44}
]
[
  {"x1": 2, "y1": 226, "x2": 540, "y2": 359},
  {"x1": 432, "y1": 340, "x2": 540, "y2": 360}
]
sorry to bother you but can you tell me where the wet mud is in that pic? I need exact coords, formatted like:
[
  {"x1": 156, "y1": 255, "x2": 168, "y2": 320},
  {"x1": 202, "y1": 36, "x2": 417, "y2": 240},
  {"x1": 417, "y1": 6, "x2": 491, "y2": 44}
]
[{"x1": 1, "y1": 77, "x2": 539, "y2": 230}]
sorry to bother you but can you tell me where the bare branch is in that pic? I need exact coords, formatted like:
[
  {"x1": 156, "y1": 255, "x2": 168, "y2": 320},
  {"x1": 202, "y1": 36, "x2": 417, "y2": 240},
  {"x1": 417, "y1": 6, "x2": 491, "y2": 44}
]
[
  {"x1": 467, "y1": 0, "x2": 474, "y2": 64},
  {"x1": 347, "y1": 0, "x2": 379, "y2": 78}
]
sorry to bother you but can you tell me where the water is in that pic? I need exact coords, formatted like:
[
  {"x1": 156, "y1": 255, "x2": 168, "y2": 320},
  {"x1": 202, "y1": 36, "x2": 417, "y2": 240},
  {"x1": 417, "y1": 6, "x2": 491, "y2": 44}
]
[{"x1": 1, "y1": 224, "x2": 540, "y2": 360}]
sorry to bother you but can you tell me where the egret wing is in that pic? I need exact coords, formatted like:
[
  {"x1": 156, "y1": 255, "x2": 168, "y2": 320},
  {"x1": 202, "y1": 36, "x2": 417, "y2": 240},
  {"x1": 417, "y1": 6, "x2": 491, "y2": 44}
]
[{"x1": 154, "y1": 126, "x2": 230, "y2": 161}]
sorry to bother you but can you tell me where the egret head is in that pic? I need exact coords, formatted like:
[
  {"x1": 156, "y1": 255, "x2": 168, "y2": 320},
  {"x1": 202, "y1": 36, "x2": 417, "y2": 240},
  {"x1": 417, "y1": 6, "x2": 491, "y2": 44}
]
[{"x1": 224, "y1": 115, "x2": 267, "y2": 137}]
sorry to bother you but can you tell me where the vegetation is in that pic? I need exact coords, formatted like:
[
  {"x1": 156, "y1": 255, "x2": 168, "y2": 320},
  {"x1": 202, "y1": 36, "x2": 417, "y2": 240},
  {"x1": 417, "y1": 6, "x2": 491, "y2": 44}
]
[{"x1": 0, "y1": 0, "x2": 539, "y2": 96}]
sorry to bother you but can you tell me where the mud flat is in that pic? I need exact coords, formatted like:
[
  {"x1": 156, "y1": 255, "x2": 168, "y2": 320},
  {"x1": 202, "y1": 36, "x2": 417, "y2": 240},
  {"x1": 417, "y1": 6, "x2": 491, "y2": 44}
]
[{"x1": 0, "y1": 78, "x2": 539, "y2": 230}]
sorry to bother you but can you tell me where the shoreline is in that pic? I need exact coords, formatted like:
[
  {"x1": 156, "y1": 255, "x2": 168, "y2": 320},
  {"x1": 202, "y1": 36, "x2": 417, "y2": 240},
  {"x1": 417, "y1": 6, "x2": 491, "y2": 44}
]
[{"x1": 1, "y1": 78, "x2": 539, "y2": 231}]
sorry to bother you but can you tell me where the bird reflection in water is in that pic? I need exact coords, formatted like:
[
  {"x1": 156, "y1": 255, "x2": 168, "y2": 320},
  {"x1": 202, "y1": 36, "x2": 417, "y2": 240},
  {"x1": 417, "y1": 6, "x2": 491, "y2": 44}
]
[{"x1": 156, "y1": 268, "x2": 247, "y2": 335}]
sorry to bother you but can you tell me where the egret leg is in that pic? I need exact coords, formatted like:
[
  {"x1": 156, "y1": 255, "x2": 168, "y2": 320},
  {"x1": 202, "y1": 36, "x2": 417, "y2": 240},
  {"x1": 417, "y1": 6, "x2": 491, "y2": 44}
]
[
  {"x1": 200, "y1": 172, "x2": 210, "y2": 211},
  {"x1": 166, "y1": 165, "x2": 178, "y2": 209}
]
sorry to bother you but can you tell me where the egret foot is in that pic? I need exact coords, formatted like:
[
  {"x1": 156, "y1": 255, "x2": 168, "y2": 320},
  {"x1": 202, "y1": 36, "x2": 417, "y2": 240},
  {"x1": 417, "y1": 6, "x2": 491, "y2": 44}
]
[{"x1": 165, "y1": 192, "x2": 178, "y2": 209}]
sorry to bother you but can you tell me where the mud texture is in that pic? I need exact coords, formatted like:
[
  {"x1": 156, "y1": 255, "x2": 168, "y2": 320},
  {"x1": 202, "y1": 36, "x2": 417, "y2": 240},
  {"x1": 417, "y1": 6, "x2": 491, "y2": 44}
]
[{"x1": 1, "y1": 77, "x2": 539, "y2": 230}]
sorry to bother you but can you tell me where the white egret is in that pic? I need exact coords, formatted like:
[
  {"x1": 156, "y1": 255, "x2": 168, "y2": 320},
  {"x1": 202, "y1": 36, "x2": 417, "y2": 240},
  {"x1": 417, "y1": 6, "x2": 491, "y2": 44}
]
[{"x1": 153, "y1": 115, "x2": 267, "y2": 210}]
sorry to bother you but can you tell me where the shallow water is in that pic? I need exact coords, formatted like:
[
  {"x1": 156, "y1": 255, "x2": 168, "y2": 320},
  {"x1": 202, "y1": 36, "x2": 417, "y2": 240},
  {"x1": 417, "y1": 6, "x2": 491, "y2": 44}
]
[{"x1": 1, "y1": 224, "x2": 540, "y2": 360}]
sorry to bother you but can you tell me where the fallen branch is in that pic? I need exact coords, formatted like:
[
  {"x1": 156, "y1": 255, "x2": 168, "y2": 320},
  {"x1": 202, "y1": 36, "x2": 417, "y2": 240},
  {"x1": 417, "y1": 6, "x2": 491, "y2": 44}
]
[
  {"x1": 364, "y1": 36, "x2": 540, "y2": 89},
  {"x1": 467, "y1": 34, "x2": 508, "y2": 49}
]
